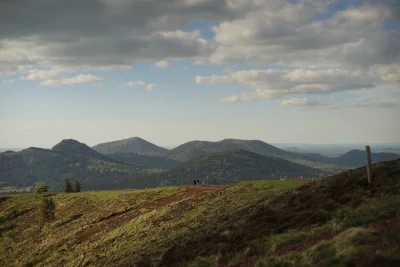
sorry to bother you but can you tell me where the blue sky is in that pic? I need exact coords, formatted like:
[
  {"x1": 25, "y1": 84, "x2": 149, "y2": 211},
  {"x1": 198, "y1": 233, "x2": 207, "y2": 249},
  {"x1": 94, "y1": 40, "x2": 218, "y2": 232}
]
[{"x1": 0, "y1": 0, "x2": 399, "y2": 148}]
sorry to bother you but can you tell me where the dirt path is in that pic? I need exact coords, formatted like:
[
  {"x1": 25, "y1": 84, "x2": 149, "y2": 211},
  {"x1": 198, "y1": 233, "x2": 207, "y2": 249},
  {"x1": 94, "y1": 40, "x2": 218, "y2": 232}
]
[
  {"x1": 147, "y1": 185, "x2": 226, "y2": 209},
  {"x1": 76, "y1": 186, "x2": 226, "y2": 243}
]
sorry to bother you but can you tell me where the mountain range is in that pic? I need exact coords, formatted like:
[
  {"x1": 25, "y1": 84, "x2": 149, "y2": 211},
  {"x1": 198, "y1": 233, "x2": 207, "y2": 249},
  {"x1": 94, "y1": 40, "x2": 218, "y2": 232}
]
[
  {"x1": 92, "y1": 137, "x2": 399, "y2": 171},
  {"x1": 1, "y1": 137, "x2": 399, "y2": 192}
]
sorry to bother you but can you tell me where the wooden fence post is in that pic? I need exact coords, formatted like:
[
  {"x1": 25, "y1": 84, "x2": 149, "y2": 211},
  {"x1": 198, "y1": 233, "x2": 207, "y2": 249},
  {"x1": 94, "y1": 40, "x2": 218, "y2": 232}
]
[{"x1": 366, "y1": 146, "x2": 373, "y2": 192}]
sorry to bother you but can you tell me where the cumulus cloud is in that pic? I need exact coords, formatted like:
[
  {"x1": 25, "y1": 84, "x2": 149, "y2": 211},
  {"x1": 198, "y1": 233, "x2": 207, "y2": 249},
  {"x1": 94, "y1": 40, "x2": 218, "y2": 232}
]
[
  {"x1": 1, "y1": 0, "x2": 399, "y2": 107},
  {"x1": 0, "y1": 0, "x2": 262, "y2": 74},
  {"x1": 21, "y1": 69, "x2": 60, "y2": 81},
  {"x1": 209, "y1": 2, "x2": 399, "y2": 68},
  {"x1": 155, "y1": 61, "x2": 170, "y2": 68},
  {"x1": 40, "y1": 74, "x2": 104, "y2": 86},
  {"x1": 197, "y1": 68, "x2": 379, "y2": 102},
  {"x1": 125, "y1": 80, "x2": 156, "y2": 91}
]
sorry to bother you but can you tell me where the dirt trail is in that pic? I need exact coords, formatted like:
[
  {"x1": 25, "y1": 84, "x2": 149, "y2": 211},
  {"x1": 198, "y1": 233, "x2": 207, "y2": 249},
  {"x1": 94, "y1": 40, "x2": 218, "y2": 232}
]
[
  {"x1": 111, "y1": 185, "x2": 226, "y2": 225},
  {"x1": 76, "y1": 186, "x2": 226, "y2": 244},
  {"x1": 147, "y1": 185, "x2": 226, "y2": 209}
]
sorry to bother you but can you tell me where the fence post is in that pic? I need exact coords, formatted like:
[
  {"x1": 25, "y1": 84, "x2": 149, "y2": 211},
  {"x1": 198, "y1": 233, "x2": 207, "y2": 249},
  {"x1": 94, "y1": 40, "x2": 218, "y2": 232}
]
[{"x1": 366, "y1": 146, "x2": 373, "y2": 193}]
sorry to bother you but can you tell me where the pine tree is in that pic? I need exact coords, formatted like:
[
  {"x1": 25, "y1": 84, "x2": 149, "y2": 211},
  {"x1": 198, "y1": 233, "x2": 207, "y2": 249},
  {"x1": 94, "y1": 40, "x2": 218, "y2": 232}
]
[
  {"x1": 64, "y1": 179, "x2": 73, "y2": 193},
  {"x1": 74, "y1": 180, "x2": 81, "y2": 192},
  {"x1": 41, "y1": 197, "x2": 55, "y2": 223}
]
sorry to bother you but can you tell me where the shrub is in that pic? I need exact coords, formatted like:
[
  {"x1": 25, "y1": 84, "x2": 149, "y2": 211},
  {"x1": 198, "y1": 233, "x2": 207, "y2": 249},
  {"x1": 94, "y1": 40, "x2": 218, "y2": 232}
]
[{"x1": 34, "y1": 184, "x2": 49, "y2": 194}]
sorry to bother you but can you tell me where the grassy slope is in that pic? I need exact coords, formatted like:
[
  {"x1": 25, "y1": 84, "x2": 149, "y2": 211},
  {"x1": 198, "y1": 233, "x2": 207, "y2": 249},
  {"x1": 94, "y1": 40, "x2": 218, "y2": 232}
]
[
  {"x1": 0, "y1": 181, "x2": 302, "y2": 267},
  {"x1": 184, "y1": 159, "x2": 400, "y2": 267},
  {"x1": 1, "y1": 159, "x2": 399, "y2": 267}
]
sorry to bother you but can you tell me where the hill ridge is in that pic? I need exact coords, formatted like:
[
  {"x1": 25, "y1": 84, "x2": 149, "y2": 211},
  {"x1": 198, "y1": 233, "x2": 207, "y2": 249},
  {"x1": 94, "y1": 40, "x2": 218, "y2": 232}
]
[
  {"x1": 92, "y1": 137, "x2": 168, "y2": 155},
  {"x1": 166, "y1": 139, "x2": 400, "y2": 171}
]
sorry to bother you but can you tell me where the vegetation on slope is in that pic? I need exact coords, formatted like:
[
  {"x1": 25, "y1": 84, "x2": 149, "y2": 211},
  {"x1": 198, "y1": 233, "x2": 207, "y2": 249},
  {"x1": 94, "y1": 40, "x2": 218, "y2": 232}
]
[
  {"x1": 164, "y1": 139, "x2": 341, "y2": 173},
  {"x1": 166, "y1": 139, "x2": 399, "y2": 172},
  {"x1": 109, "y1": 152, "x2": 182, "y2": 170},
  {"x1": 331, "y1": 149, "x2": 400, "y2": 166},
  {"x1": 177, "y1": 158, "x2": 400, "y2": 267},
  {"x1": 152, "y1": 150, "x2": 327, "y2": 186},
  {"x1": 92, "y1": 137, "x2": 168, "y2": 155},
  {"x1": 1, "y1": 158, "x2": 399, "y2": 266},
  {"x1": 0, "y1": 140, "x2": 148, "y2": 192},
  {"x1": 1, "y1": 141, "x2": 328, "y2": 192}
]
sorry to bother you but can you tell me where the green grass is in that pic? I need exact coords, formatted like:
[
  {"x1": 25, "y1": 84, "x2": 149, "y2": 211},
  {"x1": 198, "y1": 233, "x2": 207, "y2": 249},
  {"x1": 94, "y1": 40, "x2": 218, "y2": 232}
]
[
  {"x1": 0, "y1": 181, "x2": 300, "y2": 267},
  {"x1": 1, "y1": 163, "x2": 400, "y2": 267}
]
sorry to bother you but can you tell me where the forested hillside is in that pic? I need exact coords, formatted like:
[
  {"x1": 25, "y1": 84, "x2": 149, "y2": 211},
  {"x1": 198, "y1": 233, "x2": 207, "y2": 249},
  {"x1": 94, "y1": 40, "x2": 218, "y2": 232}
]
[
  {"x1": 92, "y1": 137, "x2": 168, "y2": 155},
  {"x1": 152, "y1": 150, "x2": 327, "y2": 186},
  {"x1": 166, "y1": 139, "x2": 399, "y2": 172},
  {"x1": 108, "y1": 152, "x2": 182, "y2": 170},
  {"x1": 0, "y1": 140, "x2": 148, "y2": 191}
]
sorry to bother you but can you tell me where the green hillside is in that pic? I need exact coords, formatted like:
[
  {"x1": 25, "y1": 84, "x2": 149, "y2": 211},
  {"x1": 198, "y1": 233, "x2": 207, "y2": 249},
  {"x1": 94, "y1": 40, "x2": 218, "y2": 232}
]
[
  {"x1": 152, "y1": 150, "x2": 327, "y2": 186},
  {"x1": 92, "y1": 137, "x2": 168, "y2": 155},
  {"x1": 1, "y1": 158, "x2": 399, "y2": 266},
  {"x1": 331, "y1": 149, "x2": 400, "y2": 166},
  {"x1": 1, "y1": 141, "x2": 329, "y2": 192},
  {"x1": 108, "y1": 152, "x2": 182, "y2": 170},
  {"x1": 165, "y1": 139, "x2": 345, "y2": 172},
  {"x1": 166, "y1": 139, "x2": 399, "y2": 173},
  {"x1": 0, "y1": 140, "x2": 148, "y2": 192}
]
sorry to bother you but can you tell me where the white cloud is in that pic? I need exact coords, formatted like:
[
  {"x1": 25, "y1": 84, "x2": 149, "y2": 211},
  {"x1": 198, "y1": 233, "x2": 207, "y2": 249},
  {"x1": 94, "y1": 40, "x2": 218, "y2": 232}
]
[
  {"x1": 373, "y1": 64, "x2": 400, "y2": 84},
  {"x1": 197, "y1": 68, "x2": 378, "y2": 102},
  {"x1": 155, "y1": 60, "x2": 169, "y2": 68},
  {"x1": 21, "y1": 69, "x2": 60, "y2": 80},
  {"x1": 209, "y1": 2, "x2": 399, "y2": 68},
  {"x1": 40, "y1": 74, "x2": 104, "y2": 86},
  {"x1": 1, "y1": 0, "x2": 252, "y2": 74},
  {"x1": 125, "y1": 80, "x2": 156, "y2": 91}
]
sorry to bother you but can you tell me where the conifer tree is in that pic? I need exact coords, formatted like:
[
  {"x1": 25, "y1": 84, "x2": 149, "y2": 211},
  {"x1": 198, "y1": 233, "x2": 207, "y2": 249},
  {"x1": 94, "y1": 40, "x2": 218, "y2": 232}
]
[
  {"x1": 64, "y1": 179, "x2": 73, "y2": 193},
  {"x1": 74, "y1": 180, "x2": 81, "y2": 192},
  {"x1": 41, "y1": 197, "x2": 55, "y2": 223}
]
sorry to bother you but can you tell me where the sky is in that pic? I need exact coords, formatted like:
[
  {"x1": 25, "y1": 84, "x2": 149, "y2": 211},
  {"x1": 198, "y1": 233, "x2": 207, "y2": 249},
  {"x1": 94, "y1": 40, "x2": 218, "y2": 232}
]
[{"x1": 0, "y1": 0, "x2": 399, "y2": 148}]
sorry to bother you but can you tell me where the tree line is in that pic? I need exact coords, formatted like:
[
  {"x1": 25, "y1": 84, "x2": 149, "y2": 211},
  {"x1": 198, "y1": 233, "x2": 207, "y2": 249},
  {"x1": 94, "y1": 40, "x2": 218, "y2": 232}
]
[{"x1": 35, "y1": 179, "x2": 81, "y2": 194}]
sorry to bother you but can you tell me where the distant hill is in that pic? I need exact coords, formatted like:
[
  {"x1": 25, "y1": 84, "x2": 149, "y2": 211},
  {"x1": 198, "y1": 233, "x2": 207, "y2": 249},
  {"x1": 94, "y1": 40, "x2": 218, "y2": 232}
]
[
  {"x1": 52, "y1": 139, "x2": 109, "y2": 160},
  {"x1": 151, "y1": 150, "x2": 327, "y2": 186},
  {"x1": 165, "y1": 139, "x2": 343, "y2": 172},
  {"x1": 166, "y1": 139, "x2": 400, "y2": 171},
  {"x1": 92, "y1": 137, "x2": 168, "y2": 155},
  {"x1": 331, "y1": 149, "x2": 400, "y2": 166},
  {"x1": 165, "y1": 139, "x2": 297, "y2": 162},
  {"x1": 109, "y1": 152, "x2": 182, "y2": 170},
  {"x1": 0, "y1": 139, "x2": 148, "y2": 192}
]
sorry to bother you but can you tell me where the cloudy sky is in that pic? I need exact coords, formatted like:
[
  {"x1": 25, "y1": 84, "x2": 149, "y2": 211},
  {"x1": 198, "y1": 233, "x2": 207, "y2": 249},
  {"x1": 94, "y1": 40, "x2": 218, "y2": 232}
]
[{"x1": 0, "y1": 0, "x2": 399, "y2": 148}]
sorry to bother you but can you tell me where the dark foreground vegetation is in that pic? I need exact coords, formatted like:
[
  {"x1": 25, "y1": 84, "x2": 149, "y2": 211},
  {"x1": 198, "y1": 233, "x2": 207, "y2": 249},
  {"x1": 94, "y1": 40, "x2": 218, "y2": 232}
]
[{"x1": 1, "y1": 158, "x2": 399, "y2": 266}]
